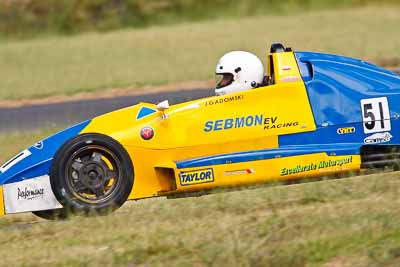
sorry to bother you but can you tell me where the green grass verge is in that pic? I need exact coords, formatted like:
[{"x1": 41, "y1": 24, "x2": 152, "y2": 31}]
[
  {"x1": 0, "y1": 5, "x2": 399, "y2": 100},
  {"x1": 1, "y1": 130, "x2": 400, "y2": 266},
  {"x1": 0, "y1": 129, "x2": 58, "y2": 164},
  {"x1": 1, "y1": 170, "x2": 400, "y2": 266}
]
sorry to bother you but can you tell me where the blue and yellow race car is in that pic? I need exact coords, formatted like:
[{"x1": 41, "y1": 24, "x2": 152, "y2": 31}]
[{"x1": 1, "y1": 43, "x2": 399, "y2": 219}]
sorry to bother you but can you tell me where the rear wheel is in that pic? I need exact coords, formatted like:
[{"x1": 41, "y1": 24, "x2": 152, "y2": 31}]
[{"x1": 50, "y1": 133, "x2": 134, "y2": 215}]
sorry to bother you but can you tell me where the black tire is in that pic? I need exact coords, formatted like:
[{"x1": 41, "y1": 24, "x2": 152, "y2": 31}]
[
  {"x1": 32, "y1": 208, "x2": 69, "y2": 220},
  {"x1": 50, "y1": 133, "x2": 134, "y2": 215}
]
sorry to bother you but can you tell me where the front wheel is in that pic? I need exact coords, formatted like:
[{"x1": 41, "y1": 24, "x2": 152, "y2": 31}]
[{"x1": 50, "y1": 133, "x2": 134, "y2": 215}]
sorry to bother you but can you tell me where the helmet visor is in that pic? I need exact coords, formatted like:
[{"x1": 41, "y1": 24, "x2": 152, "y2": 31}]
[{"x1": 216, "y1": 73, "x2": 234, "y2": 89}]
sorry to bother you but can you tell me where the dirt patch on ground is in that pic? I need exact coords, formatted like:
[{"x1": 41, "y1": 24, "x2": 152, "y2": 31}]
[{"x1": 0, "y1": 80, "x2": 214, "y2": 109}]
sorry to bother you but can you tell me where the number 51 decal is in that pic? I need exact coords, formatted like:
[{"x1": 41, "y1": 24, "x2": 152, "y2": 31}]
[{"x1": 360, "y1": 97, "x2": 391, "y2": 134}]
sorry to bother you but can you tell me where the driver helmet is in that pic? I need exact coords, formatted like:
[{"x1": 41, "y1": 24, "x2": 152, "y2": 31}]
[{"x1": 215, "y1": 51, "x2": 264, "y2": 96}]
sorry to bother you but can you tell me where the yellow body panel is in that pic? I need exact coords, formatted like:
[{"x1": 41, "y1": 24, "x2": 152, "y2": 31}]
[
  {"x1": 0, "y1": 186, "x2": 4, "y2": 217},
  {"x1": 123, "y1": 136, "x2": 278, "y2": 198},
  {"x1": 80, "y1": 52, "x2": 354, "y2": 200},
  {"x1": 82, "y1": 84, "x2": 315, "y2": 148},
  {"x1": 272, "y1": 52, "x2": 303, "y2": 84}
]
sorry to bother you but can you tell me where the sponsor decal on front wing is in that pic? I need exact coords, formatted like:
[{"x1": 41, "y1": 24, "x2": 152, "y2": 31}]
[
  {"x1": 3, "y1": 175, "x2": 62, "y2": 214},
  {"x1": 179, "y1": 168, "x2": 214, "y2": 186},
  {"x1": 364, "y1": 132, "x2": 393, "y2": 144}
]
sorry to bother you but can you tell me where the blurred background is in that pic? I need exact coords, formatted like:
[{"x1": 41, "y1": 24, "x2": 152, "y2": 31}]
[
  {"x1": 1, "y1": 1, "x2": 400, "y2": 266},
  {"x1": 0, "y1": 0, "x2": 398, "y2": 37},
  {"x1": 0, "y1": 0, "x2": 399, "y2": 100}
]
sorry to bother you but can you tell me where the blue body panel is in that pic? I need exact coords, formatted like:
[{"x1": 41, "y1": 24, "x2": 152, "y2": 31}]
[
  {"x1": 295, "y1": 51, "x2": 400, "y2": 126},
  {"x1": 280, "y1": 119, "x2": 400, "y2": 148},
  {"x1": 136, "y1": 107, "x2": 157, "y2": 120},
  {"x1": 0, "y1": 121, "x2": 90, "y2": 185}
]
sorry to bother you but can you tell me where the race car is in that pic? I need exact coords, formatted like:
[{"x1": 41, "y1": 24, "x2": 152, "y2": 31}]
[{"x1": 0, "y1": 43, "x2": 399, "y2": 219}]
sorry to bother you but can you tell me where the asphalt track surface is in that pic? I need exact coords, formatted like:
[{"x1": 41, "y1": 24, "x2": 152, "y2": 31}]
[
  {"x1": 1, "y1": 68, "x2": 399, "y2": 133},
  {"x1": 0, "y1": 89, "x2": 214, "y2": 133}
]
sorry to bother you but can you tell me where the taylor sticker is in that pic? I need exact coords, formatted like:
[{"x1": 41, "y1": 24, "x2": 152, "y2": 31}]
[{"x1": 179, "y1": 168, "x2": 214, "y2": 186}]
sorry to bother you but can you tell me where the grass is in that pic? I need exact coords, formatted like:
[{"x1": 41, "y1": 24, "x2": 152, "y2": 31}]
[
  {"x1": 0, "y1": 5, "x2": 399, "y2": 100},
  {"x1": 1, "y1": 130, "x2": 400, "y2": 266},
  {"x1": 1, "y1": 170, "x2": 400, "y2": 266},
  {"x1": 0, "y1": 128, "x2": 58, "y2": 164}
]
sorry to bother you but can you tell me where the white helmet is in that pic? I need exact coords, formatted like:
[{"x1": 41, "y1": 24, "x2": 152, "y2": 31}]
[{"x1": 215, "y1": 51, "x2": 264, "y2": 96}]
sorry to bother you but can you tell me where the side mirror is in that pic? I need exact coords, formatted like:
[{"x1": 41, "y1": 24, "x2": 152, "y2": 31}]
[{"x1": 156, "y1": 100, "x2": 170, "y2": 111}]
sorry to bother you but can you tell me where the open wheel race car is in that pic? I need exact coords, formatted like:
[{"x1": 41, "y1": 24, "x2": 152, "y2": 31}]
[{"x1": 0, "y1": 43, "x2": 399, "y2": 220}]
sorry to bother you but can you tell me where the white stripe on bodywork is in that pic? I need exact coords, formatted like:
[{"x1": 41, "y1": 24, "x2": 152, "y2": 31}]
[
  {"x1": 0, "y1": 149, "x2": 32, "y2": 173},
  {"x1": 3, "y1": 175, "x2": 62, "y2": 214}
]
